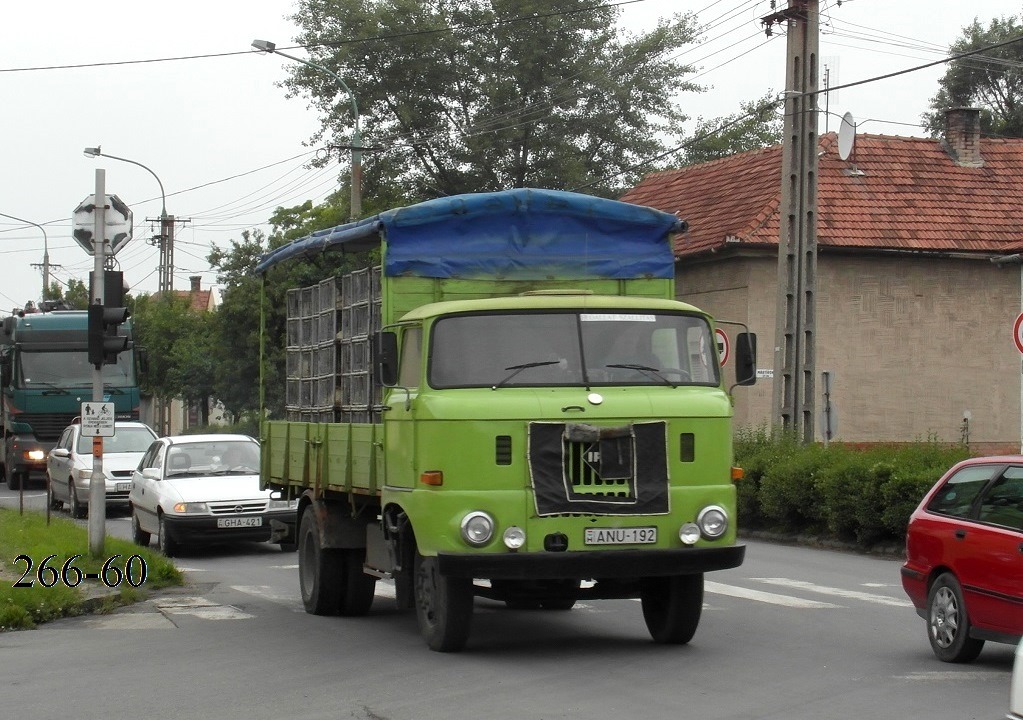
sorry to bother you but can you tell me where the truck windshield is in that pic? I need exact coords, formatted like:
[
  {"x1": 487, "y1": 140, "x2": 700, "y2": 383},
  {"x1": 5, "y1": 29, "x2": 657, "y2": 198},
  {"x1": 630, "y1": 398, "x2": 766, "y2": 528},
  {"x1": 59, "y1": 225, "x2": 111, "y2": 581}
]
[
  {"x1": 429, "y1": 311, "x2": 720, "y2": 388},
  {"x1": 20, "y1": 351, "x2": 134, "y2": 388}
]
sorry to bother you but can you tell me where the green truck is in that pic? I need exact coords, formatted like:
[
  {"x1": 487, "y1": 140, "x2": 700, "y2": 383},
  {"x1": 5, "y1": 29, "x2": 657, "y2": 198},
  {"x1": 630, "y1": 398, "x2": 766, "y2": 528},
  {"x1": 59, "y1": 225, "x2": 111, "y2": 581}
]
[
  {"x1": 256, "y1": 188, "x2": 756, "y2": 652},
  {"x1": 0, "y1": 309, "x2": 142, "y2": 489}
]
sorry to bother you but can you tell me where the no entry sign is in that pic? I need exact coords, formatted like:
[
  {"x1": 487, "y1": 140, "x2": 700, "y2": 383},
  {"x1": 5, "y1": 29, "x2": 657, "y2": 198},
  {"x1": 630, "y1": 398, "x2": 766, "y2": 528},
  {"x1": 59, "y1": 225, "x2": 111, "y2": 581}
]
[{"x1": 1015, "y1": 312, "x2": 1023, "y2": 355}]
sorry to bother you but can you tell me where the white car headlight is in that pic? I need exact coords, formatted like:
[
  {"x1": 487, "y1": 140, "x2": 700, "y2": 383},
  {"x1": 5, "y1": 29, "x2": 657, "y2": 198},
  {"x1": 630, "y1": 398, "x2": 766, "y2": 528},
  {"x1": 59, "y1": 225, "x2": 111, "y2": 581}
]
[
  {"x1": 697, "y1": 505, "x2": 729, "y2": 539},
  {"x1": 172, "y1": 502, "x2": 210, "y2": 514},
  {"x1": 268, "y1": 499, "x2": 298, "y2": 510},
  {"x1": 460, "y1": 511, "x2": 495, "y2": 547}
]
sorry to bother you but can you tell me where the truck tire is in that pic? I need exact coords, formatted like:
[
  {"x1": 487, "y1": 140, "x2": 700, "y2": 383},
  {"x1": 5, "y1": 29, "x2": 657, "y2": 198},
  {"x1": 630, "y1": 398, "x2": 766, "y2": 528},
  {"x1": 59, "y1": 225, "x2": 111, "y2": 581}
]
[
  {"x1": 640, "y1": 573, "x2": 704, "y2": 644},
  {"x1": 338, "y1": 549, "x2": 376, "y2": 616},
  {"x1": 414, "y1": 550, "x2": 473, "y2": 652},
  {"x1": 298, "y1": 506, "x2": 344, "y2": 616}
]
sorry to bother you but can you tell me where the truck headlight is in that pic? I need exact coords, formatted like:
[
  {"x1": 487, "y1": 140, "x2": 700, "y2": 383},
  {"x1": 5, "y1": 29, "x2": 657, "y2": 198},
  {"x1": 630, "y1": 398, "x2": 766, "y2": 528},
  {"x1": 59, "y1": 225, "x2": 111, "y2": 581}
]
[
  {"x1": 697, "y1": 505, "x2": 728, "y2": 539},
  {"x1": 27, "y1": 450, "x2": 46, "y2": 461},
  {"x1": 502, "y1": 526, "x2": 525, "y2": 549},
  {"x1": 268, "y1": 499, "x2": 298, "y2": 510},
  {"x1": 679, "y1": 522, "x2": 701, "y2": 545},
  {"x1": 460, "y1": 511, "x2": 494, "y2": 547}
]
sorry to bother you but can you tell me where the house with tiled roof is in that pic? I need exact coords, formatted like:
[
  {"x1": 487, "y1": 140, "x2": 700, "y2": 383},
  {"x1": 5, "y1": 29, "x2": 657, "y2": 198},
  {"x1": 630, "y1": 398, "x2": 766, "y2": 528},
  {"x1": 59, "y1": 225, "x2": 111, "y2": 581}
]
[{"x1": 621, "y1": 108, "x2": 1023, "y2": 450}]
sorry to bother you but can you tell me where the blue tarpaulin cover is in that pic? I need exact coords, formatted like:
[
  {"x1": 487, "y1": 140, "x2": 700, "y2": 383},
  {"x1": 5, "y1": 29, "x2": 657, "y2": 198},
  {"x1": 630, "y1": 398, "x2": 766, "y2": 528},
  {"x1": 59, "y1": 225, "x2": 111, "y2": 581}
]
[{"x1": 254, "y1": 188, "x2": 683, "y2": 279}]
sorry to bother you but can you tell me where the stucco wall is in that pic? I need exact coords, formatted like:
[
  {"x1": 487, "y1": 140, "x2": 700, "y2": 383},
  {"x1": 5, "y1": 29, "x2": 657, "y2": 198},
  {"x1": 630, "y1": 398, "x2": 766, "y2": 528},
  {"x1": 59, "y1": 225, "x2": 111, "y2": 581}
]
[{"x1": 677, "y1": 252, "x2": 1022, "y2": 450}]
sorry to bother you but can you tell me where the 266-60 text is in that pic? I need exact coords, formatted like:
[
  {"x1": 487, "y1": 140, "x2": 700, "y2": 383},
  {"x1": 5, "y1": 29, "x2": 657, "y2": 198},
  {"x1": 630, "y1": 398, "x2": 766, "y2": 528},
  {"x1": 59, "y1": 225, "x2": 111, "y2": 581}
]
[{"x1": 12, "y1": 553, "x2": 148, "y2": 589}]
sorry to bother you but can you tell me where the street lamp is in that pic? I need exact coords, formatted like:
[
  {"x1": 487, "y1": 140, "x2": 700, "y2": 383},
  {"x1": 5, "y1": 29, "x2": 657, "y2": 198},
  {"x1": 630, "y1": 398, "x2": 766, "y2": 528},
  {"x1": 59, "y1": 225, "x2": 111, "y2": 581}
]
[
  {"x1": 251, "y1": 39, "x2": 362, "y2": 220},
  {"x1": 0, "y1": 212, "x2": 49, "y2": 302},
  {"x1": 83, "y1": 146, "x2": 174, "y2": 295}
]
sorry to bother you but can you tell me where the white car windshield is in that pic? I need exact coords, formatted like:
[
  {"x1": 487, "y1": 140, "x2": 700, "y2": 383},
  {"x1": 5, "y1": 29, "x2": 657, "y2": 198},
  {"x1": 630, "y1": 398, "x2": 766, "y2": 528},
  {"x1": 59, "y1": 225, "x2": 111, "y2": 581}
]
[
  {"x1": 76, "y1": 426, "x2": 155, "y2": 454},
  {"x1": 165, "y1": 441, "x2": 260, "y2": 477}
]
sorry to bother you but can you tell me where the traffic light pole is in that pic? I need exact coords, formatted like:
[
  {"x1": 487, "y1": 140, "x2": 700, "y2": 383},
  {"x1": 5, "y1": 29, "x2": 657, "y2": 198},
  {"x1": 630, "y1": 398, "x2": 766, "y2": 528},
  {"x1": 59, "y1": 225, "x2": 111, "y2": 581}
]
[{"x1": 89, "y1": 168, "x2": 106, "y2": 557}]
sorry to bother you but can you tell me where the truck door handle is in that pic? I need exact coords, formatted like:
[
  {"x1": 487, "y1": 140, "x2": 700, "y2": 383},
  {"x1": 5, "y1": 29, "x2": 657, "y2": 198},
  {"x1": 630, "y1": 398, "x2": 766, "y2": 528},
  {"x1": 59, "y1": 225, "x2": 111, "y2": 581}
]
[{"x1": 954, "y1": 529, "x2": 967, "y2": 540}]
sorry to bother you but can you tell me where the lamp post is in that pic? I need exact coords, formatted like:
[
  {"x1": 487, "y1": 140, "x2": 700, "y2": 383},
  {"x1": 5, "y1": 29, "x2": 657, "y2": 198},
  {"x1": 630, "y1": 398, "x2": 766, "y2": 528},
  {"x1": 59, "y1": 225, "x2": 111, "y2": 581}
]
[
  {"x1": 83, "y1": 146, "x2": 174, "y2": 295},
  {"x1": 251, "y1": 39, "x2": 362, "y2": 220},
  {"x1": 0, "y1": 213, "x2": 49, "y2": 302}
]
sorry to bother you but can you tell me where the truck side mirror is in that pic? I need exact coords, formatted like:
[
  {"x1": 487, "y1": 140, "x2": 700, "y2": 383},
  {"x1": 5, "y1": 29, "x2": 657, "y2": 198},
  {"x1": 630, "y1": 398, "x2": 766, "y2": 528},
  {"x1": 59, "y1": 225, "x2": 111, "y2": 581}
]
[
  {"x1": 136, "y1": 347, "x2": 149, "y2": 376},
  {"x1": 376, "y1": 331, "x2": 398, "y2": 386},
  {"x1": 734, "y1": 332, "x2": 757, "y2": 386},
  {"x1": 2, "y1": 317, "x2": 13, "y2": 336}
]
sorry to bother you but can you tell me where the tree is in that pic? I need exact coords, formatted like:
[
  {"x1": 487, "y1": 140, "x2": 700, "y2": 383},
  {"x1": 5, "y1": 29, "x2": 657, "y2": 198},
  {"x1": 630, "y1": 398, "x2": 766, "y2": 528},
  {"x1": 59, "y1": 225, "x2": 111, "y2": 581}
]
[
  {"x1": 924, "y1": 15, "x2": 1023, "y2": 137},
  {"x1": 44, "y1": 279, "x2": 88, "y2": 309},
  {"x1": 131, "y1": 293, "x2": 218, "y2": 423},
  {"x1": 683, "y1": 93, "x2": 784, "y2": 166},
  {"x1": 284, "y1": 0, "x2": 702, "y2": 199}
]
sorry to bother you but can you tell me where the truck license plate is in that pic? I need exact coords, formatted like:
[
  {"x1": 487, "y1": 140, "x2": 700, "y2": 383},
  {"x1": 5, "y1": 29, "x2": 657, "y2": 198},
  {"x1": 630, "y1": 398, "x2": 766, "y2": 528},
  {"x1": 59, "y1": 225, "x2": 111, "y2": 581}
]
[
  {"x1": 584, "y1": 527, "x2": 657, "y2": 545},
  {"x1": 217, "y1": 517, "x2": 262, "y2": 529}
]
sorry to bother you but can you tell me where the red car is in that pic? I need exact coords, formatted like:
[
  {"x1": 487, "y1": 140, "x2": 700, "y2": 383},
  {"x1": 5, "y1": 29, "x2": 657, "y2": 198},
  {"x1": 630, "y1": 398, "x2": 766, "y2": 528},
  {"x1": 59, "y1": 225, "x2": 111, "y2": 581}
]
[{"x1": 901, "y1": 456, "x2": 1023, "y2": 663}]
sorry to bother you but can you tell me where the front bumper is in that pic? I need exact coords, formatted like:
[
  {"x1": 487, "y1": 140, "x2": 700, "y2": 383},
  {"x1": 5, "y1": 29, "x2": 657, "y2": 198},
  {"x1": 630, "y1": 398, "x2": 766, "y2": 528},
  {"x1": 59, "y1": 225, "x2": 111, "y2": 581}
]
[
  {"x1": 72, "y1": 477, "x2": 134, "y2": 507},
  {"x1": 162, "y1": 510, "x2": 295, "y2": 545},
  {"x1": 437, "y1": 544, "x2": 745, "y2": 580}
]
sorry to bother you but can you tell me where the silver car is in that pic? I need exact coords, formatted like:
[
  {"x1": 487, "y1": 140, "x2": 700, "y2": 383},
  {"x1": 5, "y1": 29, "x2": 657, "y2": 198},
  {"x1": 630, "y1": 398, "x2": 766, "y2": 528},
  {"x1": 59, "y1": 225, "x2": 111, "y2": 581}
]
[{"x1": 47, "y1": 420, "x2": 158, "y2": 518}]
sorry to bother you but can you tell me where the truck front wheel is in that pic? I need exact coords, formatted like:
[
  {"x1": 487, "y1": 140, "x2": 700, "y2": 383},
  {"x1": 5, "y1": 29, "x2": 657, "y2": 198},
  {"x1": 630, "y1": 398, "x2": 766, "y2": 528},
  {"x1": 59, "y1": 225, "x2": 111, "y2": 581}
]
[
  {"x1": 414, "y1": 551, "x2": 473, "y2": 652},
  {"x1": 640, "y1": 573, "x2": 704, "y2": 644}
]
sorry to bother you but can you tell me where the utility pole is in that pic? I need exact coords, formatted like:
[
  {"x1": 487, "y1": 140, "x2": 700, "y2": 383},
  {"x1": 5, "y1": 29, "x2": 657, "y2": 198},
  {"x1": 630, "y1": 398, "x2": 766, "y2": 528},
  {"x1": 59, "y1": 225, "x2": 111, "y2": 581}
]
[
  {"x1": 764, "y1": 0, "x2": 820, "y2": 443},
  {"x1": 89, "y1": 169, "x2": 107, "y2": 557}
]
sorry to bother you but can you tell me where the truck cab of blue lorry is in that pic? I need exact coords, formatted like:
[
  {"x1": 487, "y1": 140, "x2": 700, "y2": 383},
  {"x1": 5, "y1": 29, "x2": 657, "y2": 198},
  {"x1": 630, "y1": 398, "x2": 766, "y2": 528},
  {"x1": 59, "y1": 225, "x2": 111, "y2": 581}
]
[{"x1": 0, "y1": 309, "x2": 142, "y2": 489}]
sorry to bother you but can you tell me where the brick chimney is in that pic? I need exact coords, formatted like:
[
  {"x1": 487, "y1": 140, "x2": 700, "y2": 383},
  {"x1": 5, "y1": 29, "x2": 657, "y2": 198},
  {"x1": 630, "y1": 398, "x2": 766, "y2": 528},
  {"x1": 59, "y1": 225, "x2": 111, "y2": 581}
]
[
  {"x1": 189, "y1": 275, "x2": 201, "y2": 293},
  {"x1": 943, "y1": 107, "x2": 984, "y2": 167}
]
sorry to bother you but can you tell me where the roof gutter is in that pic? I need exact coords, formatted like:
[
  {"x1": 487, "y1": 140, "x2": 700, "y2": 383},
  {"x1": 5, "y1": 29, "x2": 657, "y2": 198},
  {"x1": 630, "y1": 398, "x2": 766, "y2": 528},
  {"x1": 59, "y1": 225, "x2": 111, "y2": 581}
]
[{"x1": 990, "y1": 253, "x2": 1023, "y2": 266}]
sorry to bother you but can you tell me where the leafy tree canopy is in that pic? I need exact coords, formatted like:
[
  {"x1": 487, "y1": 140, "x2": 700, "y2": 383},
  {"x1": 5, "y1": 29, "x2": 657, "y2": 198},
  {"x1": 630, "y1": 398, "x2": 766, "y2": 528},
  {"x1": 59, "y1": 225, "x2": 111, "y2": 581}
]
[
  {"x1": 683, "y1": 92, "x2": 784, "y2": 166},
  {"x1": 925, "y1": 15, "x2": 1023, "y2": 137},
  {"x1": 284, "y1": 0, "x2": 702, "y2": 199}
]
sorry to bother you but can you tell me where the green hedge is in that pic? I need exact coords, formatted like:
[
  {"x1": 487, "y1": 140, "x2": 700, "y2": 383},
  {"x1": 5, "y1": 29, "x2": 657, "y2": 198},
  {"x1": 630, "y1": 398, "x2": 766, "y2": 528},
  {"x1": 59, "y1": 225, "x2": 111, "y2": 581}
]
[{"x1": 733, "y1": 426, "x2": 973, "y2": 549}]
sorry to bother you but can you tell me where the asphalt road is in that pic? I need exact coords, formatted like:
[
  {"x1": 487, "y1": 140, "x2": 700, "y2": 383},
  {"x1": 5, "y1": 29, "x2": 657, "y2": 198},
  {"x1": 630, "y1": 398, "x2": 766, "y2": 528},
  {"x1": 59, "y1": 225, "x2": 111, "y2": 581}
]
[{"x1": 1, "y1": 485, "x2": 1015, "y2": 720}]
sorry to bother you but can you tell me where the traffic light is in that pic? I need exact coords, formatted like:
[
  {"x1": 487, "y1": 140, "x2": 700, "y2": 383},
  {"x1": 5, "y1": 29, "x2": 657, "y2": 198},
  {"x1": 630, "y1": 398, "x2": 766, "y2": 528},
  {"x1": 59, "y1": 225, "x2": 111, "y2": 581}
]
[{"x1": 88, "y1": 303, "x2": 132, "y2": 367}]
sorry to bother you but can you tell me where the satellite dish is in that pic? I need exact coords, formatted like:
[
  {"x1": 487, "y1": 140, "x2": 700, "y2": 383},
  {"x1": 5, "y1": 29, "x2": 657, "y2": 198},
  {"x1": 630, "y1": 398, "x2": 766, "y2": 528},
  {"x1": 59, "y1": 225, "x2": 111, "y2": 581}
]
[{"x1": 838, "y1": 111, "x2": 856, "y2": 160}]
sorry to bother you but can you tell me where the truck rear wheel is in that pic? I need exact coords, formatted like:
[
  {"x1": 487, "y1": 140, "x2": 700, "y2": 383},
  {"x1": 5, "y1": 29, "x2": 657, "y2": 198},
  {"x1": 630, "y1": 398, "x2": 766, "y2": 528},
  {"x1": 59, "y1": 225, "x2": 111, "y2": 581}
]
[
  {"x1": 338, "y1": 549, "x2": 376, "y2": 616},
  {"x1": 414, "y1": 550, "x2": 473, "y2": 652},
  {"x1": 640, "y1": 574, "x2": 704, "y2": 644},
  {"x1": 298, "y1": 506, "x2": 344, "y2": 615}
]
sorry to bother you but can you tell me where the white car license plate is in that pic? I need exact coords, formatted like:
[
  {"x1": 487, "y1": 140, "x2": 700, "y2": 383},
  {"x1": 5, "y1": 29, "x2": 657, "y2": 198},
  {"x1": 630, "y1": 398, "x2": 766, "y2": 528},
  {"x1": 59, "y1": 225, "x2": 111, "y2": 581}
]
[
  {"x1": 217, "y1": 517, "x2": 263, "y2": 529},
  {"x1": 115, "y1": 482, "x2": 131, "y2": 492},
  {"x1": 584, "y1": 527, "x2": 657, "y2": 545}
]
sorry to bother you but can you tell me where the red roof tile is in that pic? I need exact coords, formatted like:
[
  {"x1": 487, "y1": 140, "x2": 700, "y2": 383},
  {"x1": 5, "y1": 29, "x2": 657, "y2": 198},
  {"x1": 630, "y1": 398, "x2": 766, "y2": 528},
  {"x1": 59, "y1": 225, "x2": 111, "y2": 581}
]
[{"x1": 620, "y1": 132, "x2": 1023, "y2": 257}]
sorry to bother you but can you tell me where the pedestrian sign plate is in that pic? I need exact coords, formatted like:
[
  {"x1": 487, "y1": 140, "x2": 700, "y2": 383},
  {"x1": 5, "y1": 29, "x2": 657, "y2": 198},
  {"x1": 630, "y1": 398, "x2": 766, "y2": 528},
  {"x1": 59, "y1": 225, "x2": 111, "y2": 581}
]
[{"x1": 81, "y1": 402, "x2": 115, "y2": 437}]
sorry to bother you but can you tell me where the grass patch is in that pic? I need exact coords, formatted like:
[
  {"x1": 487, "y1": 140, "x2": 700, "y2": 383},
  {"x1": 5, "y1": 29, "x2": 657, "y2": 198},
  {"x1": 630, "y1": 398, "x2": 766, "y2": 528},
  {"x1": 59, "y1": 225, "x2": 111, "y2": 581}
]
[{"x1": 0, "y1": 508, "x2": 183, "y2": 631}]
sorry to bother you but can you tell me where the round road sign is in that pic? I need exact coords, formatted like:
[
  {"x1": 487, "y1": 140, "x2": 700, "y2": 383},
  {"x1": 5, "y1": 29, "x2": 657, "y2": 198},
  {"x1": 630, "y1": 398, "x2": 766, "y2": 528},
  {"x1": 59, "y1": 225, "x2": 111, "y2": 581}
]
[{"x1": 715, "y1": 328, "x2": 729, "y2": 366}]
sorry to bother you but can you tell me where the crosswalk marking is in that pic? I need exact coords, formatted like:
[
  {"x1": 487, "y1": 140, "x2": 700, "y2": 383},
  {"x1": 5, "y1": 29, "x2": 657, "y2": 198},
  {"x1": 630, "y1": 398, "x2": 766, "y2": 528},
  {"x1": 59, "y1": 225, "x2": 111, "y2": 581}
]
[
  {"x1": 752, "y1": 578, "x2": 913, "y2": 608},
  {"x1": 705, "y1": 581, "x2": 841, "y2": 608}
]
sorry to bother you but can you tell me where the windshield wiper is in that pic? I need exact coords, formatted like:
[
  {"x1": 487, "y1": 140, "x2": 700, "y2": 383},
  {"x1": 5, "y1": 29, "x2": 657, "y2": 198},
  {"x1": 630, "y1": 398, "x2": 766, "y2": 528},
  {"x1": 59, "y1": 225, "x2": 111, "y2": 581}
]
[
  {"x1": 28, "y1": 381, "x2": 70, "y2": 395},
  {"x1": 492, "y1": 361, "x2": 561, "y2": 390},
  {"x1": 605, "y1": 364, "x2": 677, "y2": 388},
  {"x1": 102, "y1": 383, "x2": 124, "y2": 395}
]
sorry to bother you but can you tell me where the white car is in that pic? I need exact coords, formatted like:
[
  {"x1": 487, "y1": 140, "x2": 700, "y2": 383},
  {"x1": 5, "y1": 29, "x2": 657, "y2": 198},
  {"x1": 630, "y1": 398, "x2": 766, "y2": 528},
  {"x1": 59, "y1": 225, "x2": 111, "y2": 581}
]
[
  {"x1": 47, "y1": 420, "x2": 158, "y2": 518},
  {"x1": 1011, "y1": 638, "x2": 1023, "y2": 720},
  {"x1": 128, "y1": 433, "x2": 296, "y2": 556}
]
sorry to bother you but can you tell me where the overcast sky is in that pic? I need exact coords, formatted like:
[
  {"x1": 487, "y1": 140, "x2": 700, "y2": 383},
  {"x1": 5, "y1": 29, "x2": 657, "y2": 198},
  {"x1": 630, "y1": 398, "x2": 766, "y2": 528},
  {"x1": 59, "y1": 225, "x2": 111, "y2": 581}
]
[{"x1": 2, "y1": 0, "x2": 1020, "y2": 311}]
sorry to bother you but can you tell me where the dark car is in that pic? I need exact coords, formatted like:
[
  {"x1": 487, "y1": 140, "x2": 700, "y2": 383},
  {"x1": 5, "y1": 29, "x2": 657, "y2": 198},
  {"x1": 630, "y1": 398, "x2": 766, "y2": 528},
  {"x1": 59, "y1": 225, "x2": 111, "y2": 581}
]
[{"x1": 901, "y1": 456, "x2": 1023, "y2": 662}]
